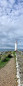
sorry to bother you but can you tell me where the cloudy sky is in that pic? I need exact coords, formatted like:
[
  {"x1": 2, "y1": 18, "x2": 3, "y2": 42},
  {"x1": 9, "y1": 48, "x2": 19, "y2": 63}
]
[{"x1": 0, "y1": 0, "x2": 23, "y2": 50}]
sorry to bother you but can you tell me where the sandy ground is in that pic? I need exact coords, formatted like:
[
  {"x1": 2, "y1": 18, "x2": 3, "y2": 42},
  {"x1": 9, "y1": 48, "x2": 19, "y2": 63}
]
[{"x1": 0, "y1": 58, "x2": 18, "y2": 86}]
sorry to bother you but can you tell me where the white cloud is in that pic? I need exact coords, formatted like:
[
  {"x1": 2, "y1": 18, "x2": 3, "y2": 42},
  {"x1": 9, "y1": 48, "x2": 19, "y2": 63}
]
[
  {"x1": 0, "y1": 0, "x2": 23, "y2": 49},
  {"x1": 9, "y1": 0, "x2": 15, "y2": 4}
]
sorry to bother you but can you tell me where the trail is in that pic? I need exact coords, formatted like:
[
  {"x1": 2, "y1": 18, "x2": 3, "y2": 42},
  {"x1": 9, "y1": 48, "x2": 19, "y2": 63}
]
[{"x1": 0, "y1": 58, "x2": 17, "y2": 86}]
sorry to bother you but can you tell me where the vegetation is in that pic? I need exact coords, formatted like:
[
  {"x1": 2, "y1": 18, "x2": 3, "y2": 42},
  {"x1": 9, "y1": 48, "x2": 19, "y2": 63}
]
[
  {"x1": 0, "y1": 57, "x2": 11, "y2": 68},
  {"x1": 0, "y1": 51, "x2": 13, "y2": 68}
]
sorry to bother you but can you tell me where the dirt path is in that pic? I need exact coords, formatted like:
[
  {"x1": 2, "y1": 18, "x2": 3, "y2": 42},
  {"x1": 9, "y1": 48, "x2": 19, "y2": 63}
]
[{"x1": 0, "y1": 58, "x2": 17, "y2": 86}]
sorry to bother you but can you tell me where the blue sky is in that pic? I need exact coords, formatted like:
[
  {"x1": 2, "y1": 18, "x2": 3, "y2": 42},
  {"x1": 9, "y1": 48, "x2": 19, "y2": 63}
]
[{"x1": 0, "y1": 0, "x2": 23, "y2": 50}]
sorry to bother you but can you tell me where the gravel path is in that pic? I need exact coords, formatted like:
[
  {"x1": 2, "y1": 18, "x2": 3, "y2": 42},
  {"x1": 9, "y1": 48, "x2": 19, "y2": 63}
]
[{"x1": 0, "y1": 58, "x2": 17, "y2": 86}]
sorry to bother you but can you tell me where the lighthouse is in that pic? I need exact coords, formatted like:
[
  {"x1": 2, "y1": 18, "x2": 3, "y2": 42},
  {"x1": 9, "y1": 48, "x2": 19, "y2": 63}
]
[{"x1": 15, "y1": 41, "x2": 17, "y2": 51}]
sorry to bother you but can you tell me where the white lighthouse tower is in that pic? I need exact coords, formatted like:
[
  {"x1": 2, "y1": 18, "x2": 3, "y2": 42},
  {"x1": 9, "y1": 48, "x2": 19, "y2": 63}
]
[{"x1": 15, "y1": 41, "x2": 17, "y2": 51}]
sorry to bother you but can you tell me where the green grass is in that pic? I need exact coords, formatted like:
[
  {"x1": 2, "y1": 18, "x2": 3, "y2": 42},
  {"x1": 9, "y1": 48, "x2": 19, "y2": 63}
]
[
  {"x1": 0, "y1": 55, "x2": 11, "y2": 68},
  {"x1": 21, "y1": 55, "x2": 23, "y2": 58},
  {"x1": 13, "y1": 51, "x2": 16, "y2": 56},
  {"x1": 13, "y1": 51, "x2": 16, "y2": 63}
]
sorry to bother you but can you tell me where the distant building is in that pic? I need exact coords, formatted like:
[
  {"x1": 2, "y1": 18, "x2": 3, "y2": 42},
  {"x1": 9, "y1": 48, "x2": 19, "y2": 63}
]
[{"x1": 15, "y1": 41, "x2": 17, "y2": 51}]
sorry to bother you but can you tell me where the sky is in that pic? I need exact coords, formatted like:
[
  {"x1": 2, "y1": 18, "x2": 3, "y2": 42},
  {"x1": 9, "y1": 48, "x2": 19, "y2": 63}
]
[{"x1": 0, "y1": 0, "x2": 23, "y2": 50}]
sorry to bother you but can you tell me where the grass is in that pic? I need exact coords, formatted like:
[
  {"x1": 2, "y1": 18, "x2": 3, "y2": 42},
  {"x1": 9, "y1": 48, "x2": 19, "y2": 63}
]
[
  {"x1": 14, "y1": 53, "x2": 16, "y2": 63},
  {"x1": 12, "y1": 51, "x2": 16, "y2": 63},
  {"x1": 0, "y1": 57, "x2": 11, "y2": 68},
  {"x1": 21, "y1": 55, "x2": 23, "y2": 58},
  {"x1": 0, "y1": 53, "x2": 12, "y2": 68}
]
